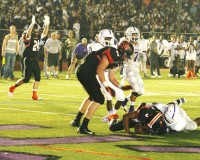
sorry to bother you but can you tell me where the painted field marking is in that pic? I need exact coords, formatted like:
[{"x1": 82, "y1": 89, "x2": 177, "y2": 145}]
[{"x1": 36, "y1": 145, "x2": 152, "y2": 160}]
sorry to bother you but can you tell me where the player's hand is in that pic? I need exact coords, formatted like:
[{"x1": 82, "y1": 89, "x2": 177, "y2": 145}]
[
  {"x1": 125, "y1": 132, "x2": 134, "y2": 136},
  {"x1": 106, "y1": 87, "x2": 115, "y2": 97},
  {"x1": 43, "y1": 15, "x2": 50, "y2": 25},
  {"x1": 31, "y1": 15, "x2": 36, "y2": 24},
  {"x1": 180, "y1": 98, "x2": 186, "y2": 103},
  {"x1": 121, "y1": 85, "x2": 132, "y2": 91}
]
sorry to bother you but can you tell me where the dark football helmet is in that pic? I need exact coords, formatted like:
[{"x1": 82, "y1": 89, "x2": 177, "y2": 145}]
[{"x1": 138, "y1": 107, "x2": 167, "y2": 134}]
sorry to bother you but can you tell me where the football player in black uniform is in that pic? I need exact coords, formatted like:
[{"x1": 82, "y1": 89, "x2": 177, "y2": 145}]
[
  {"x1": 70, "y1": 29, "x2": 131, "y2": 135},
  {"x1": 8, "y1": 15, "x2": 50, "y2": 100},
  {"x1": 109, "y1": 103, "x2": 167, "y2": 136}
]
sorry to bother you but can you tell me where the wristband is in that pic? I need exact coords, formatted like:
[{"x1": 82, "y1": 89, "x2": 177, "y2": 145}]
[{"x1": 102, "y1": 81, "x2": 109, "y2": 88}]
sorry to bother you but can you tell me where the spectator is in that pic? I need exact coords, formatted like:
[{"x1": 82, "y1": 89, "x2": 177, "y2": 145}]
[
  {"x1": 66, "y1": 38, "x2": 88, "y2": 79},
  {"x1": 185, "y1": 36, "x2": 197, "y2": 78},
  {"x1": 1, "y1": 25, "x2": 19, "y2": 80},
  {"x1": 148, "y1": 35, "x2": 161, "y2": 78},
  {"x1": 44, "y1": 32, "x2": 62, "y2": 79},
  {"x1": 64, "y1": 30, "x2": 77, "y2": 72},
  {"x1": 168, "y1": 35, "x2": 177, "y2": 77}
]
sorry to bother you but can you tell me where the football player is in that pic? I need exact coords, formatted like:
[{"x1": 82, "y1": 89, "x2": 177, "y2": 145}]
[
  {"x1": 148, "y1": 98, "x2": 200, "y2": 132},
  {"x1": 70, "y1": 29, "x2": 131, "y2": 135},
  {"x1": 110, "y1": 98, "x2": 200, "y2": 135},
  {"x1": 119, "y1": 27, "x2": 145, "y2": 113},
  {"x1": 109, "y1": 102, "x2": 167, "y2": 136},
  {"x1": 88, "y1": 34, "x2": 131, "y2": 124},
  {"x1": 8, "y1": 15, "x2": 50, "y2": 100}
]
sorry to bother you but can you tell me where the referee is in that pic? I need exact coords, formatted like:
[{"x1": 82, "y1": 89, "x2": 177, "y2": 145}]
[{"x1": 44, "y1": 32, "x2": 62, "y2": 79}]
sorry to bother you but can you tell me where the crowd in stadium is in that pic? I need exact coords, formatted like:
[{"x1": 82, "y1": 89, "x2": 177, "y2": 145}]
[{"x1": 0, "y1": 0, "x2": 199, "y2": 40}]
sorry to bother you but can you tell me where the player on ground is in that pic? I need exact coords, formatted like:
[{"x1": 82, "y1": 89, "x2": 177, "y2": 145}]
[{"x1": 109, "y1": 98, "x2": 200, "y2": 136}]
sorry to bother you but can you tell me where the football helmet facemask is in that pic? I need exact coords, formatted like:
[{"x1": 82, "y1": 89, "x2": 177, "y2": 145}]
[
  {"x1": 98, "y1": 29, "x2": 117, "y2": 49},
  {"x1": 125, "y1": 27, "x2": 140, "y2": 43}
]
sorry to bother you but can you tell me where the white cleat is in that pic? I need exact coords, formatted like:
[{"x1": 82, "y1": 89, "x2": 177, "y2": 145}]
[
  {"x1": 66, "y1": 74, "x2": 70, "y2": 79},
  {"x1": 8, "y1": 92, "x2": 13, "y2": 98},
  {"x1": 101, "y1": 115, "x2": 109, "y2": 123}
]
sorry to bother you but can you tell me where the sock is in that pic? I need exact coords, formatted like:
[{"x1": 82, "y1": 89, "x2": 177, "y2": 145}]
[
  {"x1": 82, "y1": 117, "x2": 90, "y2": 128},
  {"x1": 32, "y1": 89, "x2": 38, "y2": 98},
  {"x1": 108, "y1": 110, "x2": 113, "y2": 115},
  {"x1": 75, "y1": 111, "x2": 84, "y2": 122},
  {"x1": 47, "y1": 72, "x2": 50, "y2": 75},
  {"x1": 129, "y1": 102, "x2": 135, "y2": 112},
  {"x1": 9, "y1": 85, "x2": 16, "y2": 92},
  {"x1": 55, "y1": 71, "x2": 58, "y2": 75},
  {"x1": 122, "y1": 98, "x2": 129, "y2": 107},
  {"x1": 112, "y1": 109, "x2": 117, "y2": 114}
]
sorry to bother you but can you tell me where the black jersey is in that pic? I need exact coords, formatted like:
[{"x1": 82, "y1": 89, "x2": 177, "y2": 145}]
[
  {"x1": 79, "y1": 47, "x2": 119, "y2": 75},
  {"x1": 137, "y1": 107, "x2": 167, "y2": 134},
  {"x1": 23, "y1": 33, "x2": 42, "y2": 59}
]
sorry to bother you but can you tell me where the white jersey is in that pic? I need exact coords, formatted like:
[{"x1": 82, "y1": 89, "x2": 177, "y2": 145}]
[
  {"x1": 87, "y1": 42, "x2": 104, "y2": 54},
  {"x1": 126, "y1": 41, "x2": 144, "y2": 73},
  {"x1": 168, "y1": 42, "x2": 177, "y2": 60},
  {"x1": 186, "y1": 42, "x2": 197, "y2": 61},
  {"x1": 120, "y1": 40, "x2": 144, "y2": 95},
  {"x1": 147, "y1": 100, "x2": 197, "y2": 131},
  {"x1": 175, "y1": 42, "x2": 186, "y2": 60}
]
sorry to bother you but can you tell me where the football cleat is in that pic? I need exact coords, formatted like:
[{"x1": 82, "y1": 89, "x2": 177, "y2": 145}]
[
  {"x1": 54, "y1": 75, "x2": 58, "y2": 79},
  {"x1": 8, "y1": 86, "x2": 15, "y2": 98},
  {"x1": 32, "y1": 96, "x2": 43, "y2": 100},
  {"x1": 65, "y1": 74, "x2": 70, "y2": 79},
  {"x1": 108, "y1": 114, "x2": 119, "y2": 126},
  {"x1": 69, "y1": 119, "x2": 80, "y2": 127},
  {"x1": 108, "y1": 118, "x2": 118, "y2": 126},
  {"x1": 101, "y1": 115, "x2": 109, "y2": 123},
  {"x1": 77, "y1": 126, "x2": 95, "y2": 135}
]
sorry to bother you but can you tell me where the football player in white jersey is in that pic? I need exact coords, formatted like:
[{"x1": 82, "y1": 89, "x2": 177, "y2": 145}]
[
  {"x1": 119, "y1": 27, "x2": 145, "y2": 113},
  {"x1": 146, "y1": 98, "x2": 200, "y2": 131}
]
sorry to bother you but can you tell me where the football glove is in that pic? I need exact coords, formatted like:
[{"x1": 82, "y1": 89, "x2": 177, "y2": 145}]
[
  {"x1": 106, "y1": 87, "x2": 115, "y2": 97},
  {"x1": 43, "y1": 15, "x2": 50, "y2": 25},
  {"x1": 31, "y1": 15, "x2": 36, "y2": 24},
  {"x1": 120, "y1": 85, "x2": 132, "y2": 91}
]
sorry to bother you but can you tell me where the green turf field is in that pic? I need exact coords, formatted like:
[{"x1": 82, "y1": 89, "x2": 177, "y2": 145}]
[{"x1": 0, "y1": 69, "x2": 199, "y2": 160}]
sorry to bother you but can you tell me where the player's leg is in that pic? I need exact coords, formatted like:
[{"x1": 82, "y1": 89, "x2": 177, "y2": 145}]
[
  {"x1": 70, "y1": 97, "x2": 93, "y2": 127},
  {"x1": 32, "y1": 60, "x2": 41, "y2": 100}
]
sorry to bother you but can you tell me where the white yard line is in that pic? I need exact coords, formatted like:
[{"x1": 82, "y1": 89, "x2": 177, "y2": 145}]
[{"x1": 0, "y1": 107, "x2": 102, "y2": 119}]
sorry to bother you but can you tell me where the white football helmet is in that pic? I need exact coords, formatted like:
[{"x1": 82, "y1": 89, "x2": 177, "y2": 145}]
[
  {"x1": 125, "y1": 27, "x2": 140, "y2": 42},
  {"x1": 98, "y1": 29, "x2": 117, "y2": 48}
]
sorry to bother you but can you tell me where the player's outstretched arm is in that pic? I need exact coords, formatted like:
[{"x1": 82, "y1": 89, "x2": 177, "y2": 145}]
[
  {"x1": 42, "y1": 15, "x2": 50, "y2": 39},
  {"x1": 26, "y1": 15, "x2": 36, "y2": 39}
]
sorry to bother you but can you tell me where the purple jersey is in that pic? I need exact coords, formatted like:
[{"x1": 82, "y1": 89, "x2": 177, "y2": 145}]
[{"x1": 72, "y1": 43, "x2": 88, "y2": 60}]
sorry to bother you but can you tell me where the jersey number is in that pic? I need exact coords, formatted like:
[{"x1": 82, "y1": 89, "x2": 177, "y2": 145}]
[
  {"x1": 32, "y1": 40, "x2": 39, "y2": 51},
  {"x1": 133, "y1": 52, "x2": 138, "y2": 61}
]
